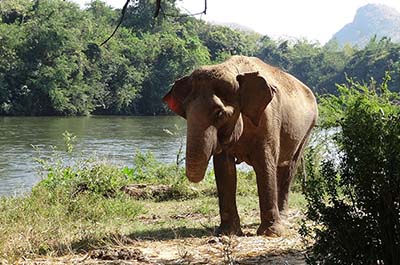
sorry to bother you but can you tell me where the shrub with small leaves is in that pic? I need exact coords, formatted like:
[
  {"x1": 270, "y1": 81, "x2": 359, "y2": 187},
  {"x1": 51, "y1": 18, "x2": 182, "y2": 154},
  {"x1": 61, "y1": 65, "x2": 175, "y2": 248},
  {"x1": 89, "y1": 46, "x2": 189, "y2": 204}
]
[{"x1": 302, "y1": 74, "x2": 400, "y2": 265}]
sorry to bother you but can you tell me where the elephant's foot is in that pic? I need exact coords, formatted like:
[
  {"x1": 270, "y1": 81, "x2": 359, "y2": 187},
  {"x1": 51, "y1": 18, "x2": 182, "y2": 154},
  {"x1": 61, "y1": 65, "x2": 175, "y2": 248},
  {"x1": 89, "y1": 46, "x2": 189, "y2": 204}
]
[
  {"x1": 216, "y1": 222, "x2": 243, "y2": 236},
  {"x1": 257, "y1": 222, "x2": 284, "y2": 237}
]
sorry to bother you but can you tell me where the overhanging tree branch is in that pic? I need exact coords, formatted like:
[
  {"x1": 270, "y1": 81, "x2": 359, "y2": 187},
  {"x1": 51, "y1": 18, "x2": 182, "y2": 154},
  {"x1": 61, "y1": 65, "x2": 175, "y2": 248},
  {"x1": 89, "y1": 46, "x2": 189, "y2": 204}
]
[
  {"x1": 195, "y1": 0, "x2": 207, "y2": 16},
  {"x1": 154, "y1": 0, "x2": 161, "y2": 18},
  {"x1": 163, "y1": 0, "x2": 207, "y2": 17},
  {"x1": 100, "y1": 0, "x2": 131, "y2": 46},
  {"x1": 100, "y1": 0, "x2": 207, "y2": 46}
]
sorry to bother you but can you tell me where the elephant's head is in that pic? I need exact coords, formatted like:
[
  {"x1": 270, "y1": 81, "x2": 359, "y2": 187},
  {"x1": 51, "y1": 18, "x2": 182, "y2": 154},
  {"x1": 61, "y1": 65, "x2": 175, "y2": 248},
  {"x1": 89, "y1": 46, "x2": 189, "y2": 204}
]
[{"x1": 163, "y1": 70, "x2": 276, "y2": 183}]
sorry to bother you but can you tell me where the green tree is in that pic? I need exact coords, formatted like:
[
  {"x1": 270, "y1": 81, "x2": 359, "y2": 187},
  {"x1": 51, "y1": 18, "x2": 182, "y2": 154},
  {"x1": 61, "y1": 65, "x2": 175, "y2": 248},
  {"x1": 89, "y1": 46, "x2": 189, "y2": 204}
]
[
  {"x1": 118, "y1": 0, "x2": 211, "y2": 114},
  {"x1": 335, "y1": 37, "x2": 400, "y2": 93},
  {"x1": 136, "y1": 29, "x2": 210, "y2": 114},
  {"x1": 198, "y1": 24, "x2": 259, "y2": 62}
]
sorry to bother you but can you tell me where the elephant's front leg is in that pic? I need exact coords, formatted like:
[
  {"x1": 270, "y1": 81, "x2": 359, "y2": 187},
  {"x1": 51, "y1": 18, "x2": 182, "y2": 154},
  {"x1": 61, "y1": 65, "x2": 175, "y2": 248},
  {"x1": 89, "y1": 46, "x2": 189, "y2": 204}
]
[
  {"x1": 213, "y1": 152, "x2": 243, "y2": 236},
  {"x1": 253, "y1": 149, "x2": 284, "y2": 237}
]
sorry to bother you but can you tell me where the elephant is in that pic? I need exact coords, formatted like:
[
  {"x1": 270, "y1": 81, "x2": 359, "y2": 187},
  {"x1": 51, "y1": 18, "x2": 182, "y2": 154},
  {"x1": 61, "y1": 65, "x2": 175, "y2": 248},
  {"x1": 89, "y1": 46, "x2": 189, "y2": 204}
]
[{"x1": 163, "y1": 55, "x2": 318, "y2": 237}]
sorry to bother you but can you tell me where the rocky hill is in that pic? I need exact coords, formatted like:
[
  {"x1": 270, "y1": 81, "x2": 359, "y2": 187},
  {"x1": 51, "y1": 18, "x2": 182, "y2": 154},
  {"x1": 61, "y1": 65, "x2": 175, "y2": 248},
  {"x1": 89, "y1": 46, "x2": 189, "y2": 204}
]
[{"x1": 329, "y1": 4, "x2": 400, "y2": 47}]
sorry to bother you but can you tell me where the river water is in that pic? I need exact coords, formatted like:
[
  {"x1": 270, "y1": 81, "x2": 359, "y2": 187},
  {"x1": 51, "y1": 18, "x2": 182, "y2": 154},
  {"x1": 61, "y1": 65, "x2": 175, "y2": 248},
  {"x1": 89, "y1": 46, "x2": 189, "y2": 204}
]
[{"x1": 0, "y1": 116, "x2": 186, "y2": 196}]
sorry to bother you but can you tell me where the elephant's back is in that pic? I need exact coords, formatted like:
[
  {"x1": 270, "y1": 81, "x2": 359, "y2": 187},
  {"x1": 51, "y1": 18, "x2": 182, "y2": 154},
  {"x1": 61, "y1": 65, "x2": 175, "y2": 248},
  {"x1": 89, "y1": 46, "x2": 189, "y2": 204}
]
[
  {"x1": 249, "y1": 57, "x2": 318, "y2": 119},
  {"x1": 225, "y1": 56, "x2": 318, "y2": 125},
  {"x1": 253, "y1": 57, "x2": 318, "y2": 144}
]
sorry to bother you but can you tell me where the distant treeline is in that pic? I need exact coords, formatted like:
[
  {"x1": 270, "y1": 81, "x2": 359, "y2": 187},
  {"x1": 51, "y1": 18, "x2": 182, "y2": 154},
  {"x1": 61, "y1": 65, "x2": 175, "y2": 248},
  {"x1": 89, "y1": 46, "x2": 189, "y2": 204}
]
[{"x1": 1, "y1": 0, "x2": 400, "y2": 116}]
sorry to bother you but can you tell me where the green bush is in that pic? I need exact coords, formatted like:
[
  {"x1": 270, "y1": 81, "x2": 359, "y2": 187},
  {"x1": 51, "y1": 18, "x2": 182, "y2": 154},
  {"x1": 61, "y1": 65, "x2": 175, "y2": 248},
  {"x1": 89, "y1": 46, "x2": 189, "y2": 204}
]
[
  {"x1": 302, "y1": 75, "x2": 400, "y2": 264},
  {"x1": 36, "y1": 162, "x2": 129, "y2": 197},
  {"x1": 33, "y1": 130, "x2": 211, "y2": 202},
  {"x1": 123, "y1": 151, "x2": 185, "y2": 183}
]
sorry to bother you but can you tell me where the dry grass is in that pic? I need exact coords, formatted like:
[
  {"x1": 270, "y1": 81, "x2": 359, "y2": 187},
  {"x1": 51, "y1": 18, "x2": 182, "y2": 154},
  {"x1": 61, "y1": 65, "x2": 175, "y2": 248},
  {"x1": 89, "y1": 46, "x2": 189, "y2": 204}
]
[
  {"x1": 7, "y1": 193, "x2": 308, "y2": 265},
  {"x1": 0, "y1": 151, "x2": 308, "y2": 264}
]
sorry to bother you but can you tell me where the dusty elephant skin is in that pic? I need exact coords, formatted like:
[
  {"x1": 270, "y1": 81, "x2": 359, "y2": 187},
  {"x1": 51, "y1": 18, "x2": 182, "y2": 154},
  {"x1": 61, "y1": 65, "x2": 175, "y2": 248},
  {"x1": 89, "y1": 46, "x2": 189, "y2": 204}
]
[{"x1": 163, "y1": 56, "x2": 318, "y2": 237}]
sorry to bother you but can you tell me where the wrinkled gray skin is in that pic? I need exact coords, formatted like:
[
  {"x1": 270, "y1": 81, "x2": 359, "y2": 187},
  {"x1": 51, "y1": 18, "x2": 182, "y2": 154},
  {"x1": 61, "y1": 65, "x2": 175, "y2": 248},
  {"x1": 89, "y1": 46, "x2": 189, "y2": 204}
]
[{"x1": 163, "y1": 56, "x2": 318, "y2": 236}]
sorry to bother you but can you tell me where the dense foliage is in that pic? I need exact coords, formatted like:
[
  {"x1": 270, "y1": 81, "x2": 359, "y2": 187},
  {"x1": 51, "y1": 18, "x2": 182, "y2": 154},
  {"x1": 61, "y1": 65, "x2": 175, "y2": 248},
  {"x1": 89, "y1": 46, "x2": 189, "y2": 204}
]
[
  {"x1": 0, "y1": 0, "x2": 210, "y2": 115},
  {"x1": 1, "y1": 0, "x2": 400, "y2": 116},
  {"x1": 302, "y1": 77, "x2": 400, "y2": 264}
]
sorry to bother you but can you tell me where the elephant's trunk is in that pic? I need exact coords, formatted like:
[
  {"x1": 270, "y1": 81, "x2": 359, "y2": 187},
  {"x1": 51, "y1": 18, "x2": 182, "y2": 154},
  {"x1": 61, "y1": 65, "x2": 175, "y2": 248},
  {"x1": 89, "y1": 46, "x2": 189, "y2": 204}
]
[{"x1": 185, "y1": 124, "x2": 218, "y2": 183}]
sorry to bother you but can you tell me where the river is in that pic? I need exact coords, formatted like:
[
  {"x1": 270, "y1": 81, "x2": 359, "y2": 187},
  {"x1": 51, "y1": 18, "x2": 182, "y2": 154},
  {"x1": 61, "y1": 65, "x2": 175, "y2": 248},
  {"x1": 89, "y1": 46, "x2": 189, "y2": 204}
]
[{"x1": 0, "y1": 116, "x2": 186, "y2": 196}]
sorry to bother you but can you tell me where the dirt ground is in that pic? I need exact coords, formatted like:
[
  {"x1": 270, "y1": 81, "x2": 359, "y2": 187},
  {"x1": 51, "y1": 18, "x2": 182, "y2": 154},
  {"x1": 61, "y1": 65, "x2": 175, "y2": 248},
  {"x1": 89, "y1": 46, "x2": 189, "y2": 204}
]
[{"x1": 19, "y1": 210, "x2": 307, "y2": 265}]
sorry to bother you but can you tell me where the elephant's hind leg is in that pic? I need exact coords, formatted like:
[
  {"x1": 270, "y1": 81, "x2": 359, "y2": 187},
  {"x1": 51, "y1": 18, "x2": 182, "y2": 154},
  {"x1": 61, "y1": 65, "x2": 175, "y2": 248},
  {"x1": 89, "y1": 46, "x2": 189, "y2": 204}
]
[
  {"x1": 277, "y1": 133, "x2": 310, "y2": 215},
  {"x1": 277, "y1": 164, "x2": 292, "y2": 217}
]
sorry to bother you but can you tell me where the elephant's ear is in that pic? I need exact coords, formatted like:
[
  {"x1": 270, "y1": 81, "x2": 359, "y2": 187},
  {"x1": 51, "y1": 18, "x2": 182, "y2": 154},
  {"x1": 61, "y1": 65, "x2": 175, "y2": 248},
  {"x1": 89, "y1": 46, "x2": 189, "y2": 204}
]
[
  {"x1": 163, "y1": 76, "x2": 191, "y2": 118},
  {"x1": 236, "y1": 71, "x2": 276, "y2": 127}
]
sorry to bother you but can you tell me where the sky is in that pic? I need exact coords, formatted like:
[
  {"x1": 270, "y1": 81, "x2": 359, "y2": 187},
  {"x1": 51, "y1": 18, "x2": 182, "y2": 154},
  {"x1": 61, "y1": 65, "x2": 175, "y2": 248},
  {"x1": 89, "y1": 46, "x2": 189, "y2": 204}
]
[{"x1": 72, "y1": 0, "x2": 400, "y2": 44}]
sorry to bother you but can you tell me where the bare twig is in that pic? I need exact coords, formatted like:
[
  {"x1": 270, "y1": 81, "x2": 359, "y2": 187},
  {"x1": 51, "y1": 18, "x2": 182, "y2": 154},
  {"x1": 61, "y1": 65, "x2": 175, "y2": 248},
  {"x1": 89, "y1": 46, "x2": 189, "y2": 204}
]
[
  {"x1": 164, "y1": 0, "x2": 207, "y2": 17},
  {"x1": 100, "y1": 0, "x2": 131, "y2": 46},
  {"x1": 100, "y1": 0, "x2": 207, "y2": 45}
]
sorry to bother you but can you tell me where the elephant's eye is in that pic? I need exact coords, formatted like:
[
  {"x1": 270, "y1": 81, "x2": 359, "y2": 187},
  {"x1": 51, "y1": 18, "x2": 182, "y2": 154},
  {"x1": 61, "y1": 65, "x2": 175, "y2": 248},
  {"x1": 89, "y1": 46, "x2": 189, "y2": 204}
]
[{"x1": 215, "y1": 109, "x2": 225, "y2": 120}]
